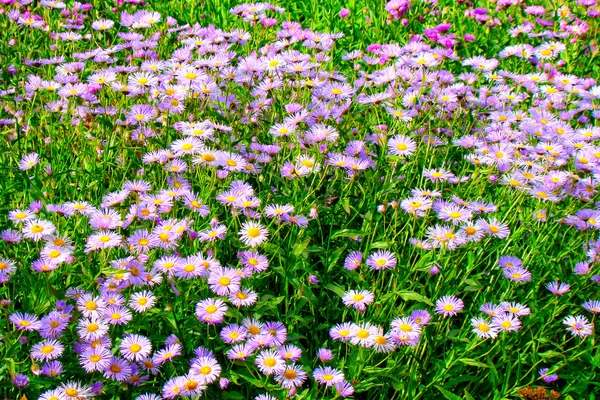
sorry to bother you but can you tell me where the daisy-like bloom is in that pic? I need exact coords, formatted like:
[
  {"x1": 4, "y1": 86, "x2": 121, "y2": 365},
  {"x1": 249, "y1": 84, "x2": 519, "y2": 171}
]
[
  {"x1": 195, "y1": 298, "x2": 227, "y2": 324},
  {"x1": 153, "y1": 255, "x2": 182, "y2": 275},
  {"x1": 104, "y1": 306, "x2": 132, "y2": 325},
  {"x1": 471, "y1": 317, "x2": 499, "y2": 339},
  {"x1": 276, "y1": 364, "x2": 308, "y2": 389},
  {"x1": 313, "y1": 366, "x2": 345, "y2": 387},
  {"x1": 481, "y1": 218, "x2": 510, "y2": 239},
  {"x1": 104, "y1": 356, "x2": 132, "y2": 382},
  {"x1": 264, "y1": 321, "x2": 287, "y2": 347},
  {"x1": 479, "y1": 303, "x2": 506, "y2": 317},
  {"x1": 329, "y1": 322, "x2": 354, "y2": 342},
  {"x1": 220, "y1": 324, "x2": 248, "y2": 344},
  {"x1": 18, "y1": 152, "x2": 39, "y2": 170},
  {"x1": 162, "y1": 376, "x2": 186, "y2": 399},
  {"x1": 335, "y1": 380, "x2": 355, "y2": 398},
  {"x1": 492, "y1": 313, "x2": 522, "y2": 332},
  {"x1": 500, "y1": 302, "x2": 531, "y2": 317},
  {"x1": 497, "y1": 256, "x2": 522, "y2": 269},
  {"x1": 426, "y1": 224, "x2": 465, "y2": 250},
  {"x1": 22, "y1": 219, "x2": 56, "y2": 241},
  {"x1": 77, "y1": 293, "x2": 107, "y2": 319},
  {"x1": 438, "y1": 205, "x2": 473, "y2": 225},
  {"x1": 10, "y1": 312, "x2": 42, "y2": 331},
  {"x1": 350, "y1": 322, "x2": 378, "y2": 347},
  {"x1": 41, "y1": 243, "x2": 71, "y2": 264},
  {"x1": 129, "y1": 291, "x2": 156, "y2": 312},
  {"x1": 42, "y1": 361, "x2": 64, "y2": 378},
  {"x1": 128, "y1": 72, "x2": 158, "y2": 89},
  {"x1": 31, "y1": 339, "x2": 64, "y2": 362},
  {"x1": 276, "y1": 345, "x2": 301, "y2": 362},
  {"x1": 401, "y1": 196, "x2": 433, "y2": 217},
  {"x1": 563, "y1": 315, "x2": 594, "y2": 337},
  {"x1": 388, "y1": 134, "x2": 417, "y2": 157},
  {"x1": 435, "y1": 295, "x2": 464, "y2": 317},
  {"x1": 40, "y1": 311, "x2": 68, "y2": 339},
  {"x1": 171, "y1": 138, "x2": 203, "y2": 157},
  {"x1": 423, "y1": 168, "x2": 454, "y2": 183},
  {"x1": 366, "y1": 250, "x2": 397, "y2": 270},
  {"x1": 39, "y1": 389, "x2": 68, "y2": 400},
  {"x1": 179, "y1": 372, "x2": 207, "y2": 397},
  {"x1": 238, "y1": 221, "x2": 269, "y2": 247},
  {"x1": 120, "y1": 334, "x2": 152, "y2": 362},
  {"x1": 503, "y1": 266, "x2": 532, "y2": 282},
  {"x1": 390, "y1": 317, "x2": 422, "y2": 339},
  {"x1": 264, "y1": 203, "x2": 295, "y2": 219},
  {"x1": 227, "y1": 344, "x2": 254, "y2": 360},
  {"x1": 411, "y1": 309, "x2": 432, "y2": 326},
  {"x1": 342, "y1": 290, "x2": 375, "y2": 311},
  {"x1": 152, "y1": 344, "x2": 182, "y2": 367},
  {"x1": 92, "y1": 18, "x2": 114, "y2": 31},
  {"x1": 208, "y1": 267, "x2": 241, "y2": 296},
  {"x1": 371, "y1": 332, "x2": 397, "y2": 353},
  {"x1": 238, "y1": 251, "x2": 269, "y2": 273},
  {"x1": 229, "y1": 288, "x2": 259, "y2": 307},
  {"x1": 128, "y1": 230, "x2": 159, "y2": 253},
  {"x1": 242, "y1": 318, "x2": 265, "y2": 336},
  {"x1": 1, "y1": 229, "x2": 22, "y2": 243},
  {"x1": 190, "y1": 356, "x2": 221, "y2": 384},
  {"x1": 80, "y1": 346, "x2": 112, "y2": 372},
  {"x1": 546, "y1": 281, "x2": 570, "y2": 295},
  {"x1": 85, "y1": 231, "x2": 122, "y2": 253},
  {"x1": 77, "y1": 317, "x2": 109, "y2": 340},
  {"x1": 8, "y1": 209, "x2": 35, "y2": 224},
  {"x1": 461, "y1": 221, "x2": 486, "y2": 242},
  {"x1": 583, "y1": 300, "x2": 600, "y2": 314},
  {"x1": 198, "y1": 224, "x2": 226, "y2": 242},
  {"x1": 0, "y1": 258, "x2": 16, "y2": 276},
  {"x1": 343, "y1": 251, "x2": 363, "y2": 270},
  {"x1": 255, "y1": 350, "x2": 285, "y2": 375},
  {"x1": 59, "y1": 381, "x2": 92, "y2": 399}
]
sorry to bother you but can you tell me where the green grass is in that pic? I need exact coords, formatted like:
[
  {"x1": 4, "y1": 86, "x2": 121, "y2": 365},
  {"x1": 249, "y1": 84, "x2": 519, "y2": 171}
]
[{"x1": 0, "y1": 0, "x2": 599, "y2": 399}]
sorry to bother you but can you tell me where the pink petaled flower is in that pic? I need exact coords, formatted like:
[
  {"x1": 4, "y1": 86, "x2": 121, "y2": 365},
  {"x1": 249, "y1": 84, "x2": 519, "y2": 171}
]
[
  {"x1": 435, "y1": 295, "x2": 464, "y2": 317},
  {"x1": 313, "y1": 366, "x2": 345, "y2": 387},
  {"x1": 18, "y1": 153, "x2": 39, "y2": 170},
  {"x1": 563, "y1": 315, "x2": 594, "y2": 337},
  {"x1": 366, "y1": 250, "x2": 397, "y2": 270}
]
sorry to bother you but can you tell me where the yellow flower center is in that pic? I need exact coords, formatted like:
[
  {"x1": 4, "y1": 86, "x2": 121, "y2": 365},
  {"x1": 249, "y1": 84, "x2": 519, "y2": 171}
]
[
  {"x1": 352, "y1": 294, "x2": 364, "y2": 302},
  {"x1": 130, "y1": 344, "x2": 142, "y2": 353},
  {"x1": 263, "y1": 357, "x2": 277, "y2": 367},
  {"x1": 246, "y1": 227, "x2": 261, "y2": 238},
  {"x1": 356, "y1": 329, "x2": 370, "y2": 339},
  {"x1": 205, "y1": 305, "x2": 218, "y2": 314},
  {"x1": 218, "y1": 277, "x2": 231, "y2": 286}
]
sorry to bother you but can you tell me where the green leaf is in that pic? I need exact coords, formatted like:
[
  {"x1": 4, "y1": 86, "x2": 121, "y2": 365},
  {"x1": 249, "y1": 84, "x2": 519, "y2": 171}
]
[
  {"x1": 325, "y1": 283, "x2": 345, "y2": 298},
  {"x1": 223, "y1": 392, "x2": 246, "y2": 400},
  {"x1": 292, "y1": 238, "x2": 310, "y2": 257},
  {"x1": 369, "y1": 241, "x2": 389, "y2": 249},
  {"x1": 397, "y1": 290, "x2": 434, "y2": 306},
  {"x1": 459, "y1": 358, "x2": 490, "y2": 369},
  {"x1": 435, "y1": 385, "x2": 463, "y2": 400},
  {"x1": 331, "y1": 229, "x2": 369, "y2": 239}
]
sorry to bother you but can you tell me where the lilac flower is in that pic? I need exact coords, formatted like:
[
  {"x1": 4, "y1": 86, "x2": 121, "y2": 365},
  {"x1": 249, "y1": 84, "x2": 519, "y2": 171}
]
[{"x1": 435, "y1": 296, "x2": 464, "y2": 317}]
